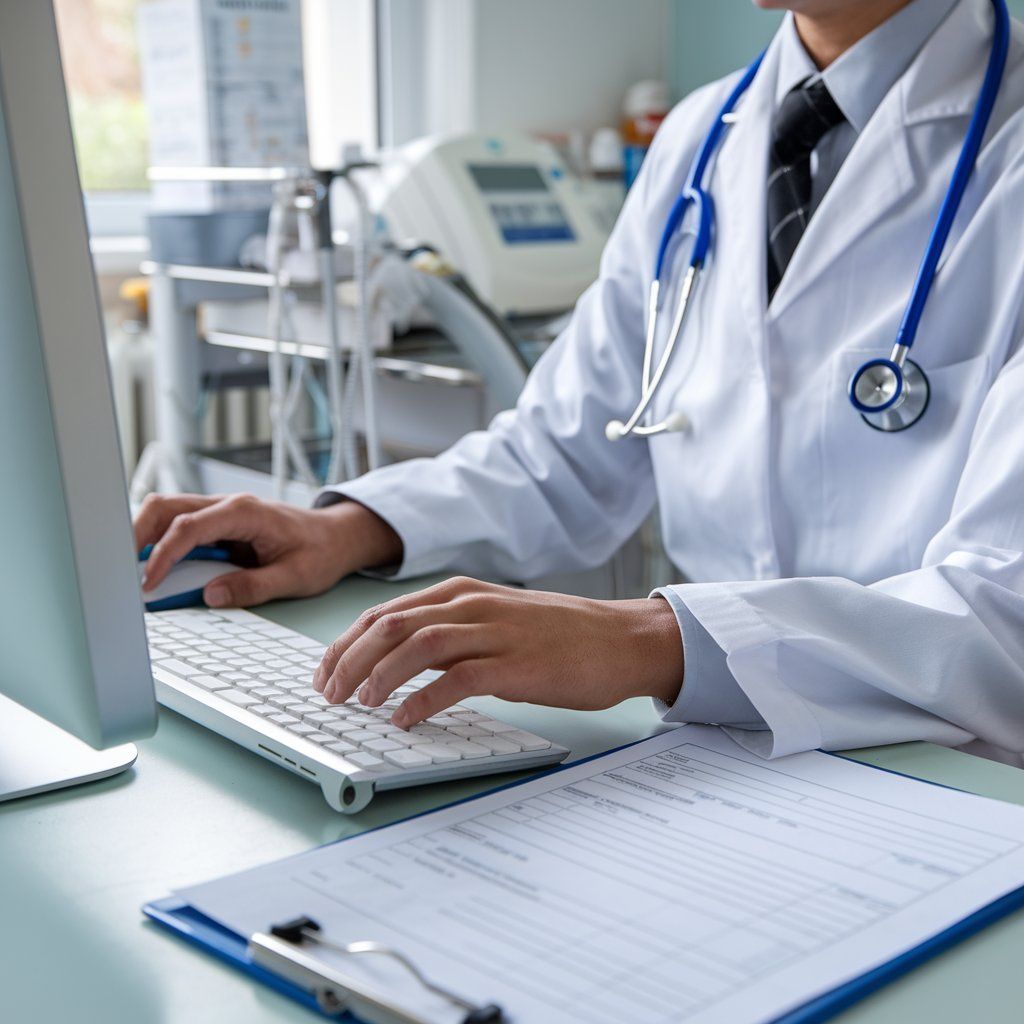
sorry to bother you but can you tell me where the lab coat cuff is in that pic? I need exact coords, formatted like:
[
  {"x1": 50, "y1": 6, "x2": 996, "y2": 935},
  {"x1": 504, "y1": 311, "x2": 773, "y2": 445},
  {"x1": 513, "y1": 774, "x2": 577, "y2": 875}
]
[
  {"x1": 657, "y1": 583, "x2": 825, "y2": 759},
  {"x1": 652, "y1": 587, "x2": 767, "y2": 729},
  {"x1": 315, "y1": 479, "x2": 447, "y2": 581}
]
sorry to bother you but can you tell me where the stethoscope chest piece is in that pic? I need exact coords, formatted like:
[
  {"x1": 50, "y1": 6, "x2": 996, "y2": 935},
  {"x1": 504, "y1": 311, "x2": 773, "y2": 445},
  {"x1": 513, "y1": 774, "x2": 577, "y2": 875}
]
[{"x1": 849, "y1": 357, "x2": 930, "y2": 432}]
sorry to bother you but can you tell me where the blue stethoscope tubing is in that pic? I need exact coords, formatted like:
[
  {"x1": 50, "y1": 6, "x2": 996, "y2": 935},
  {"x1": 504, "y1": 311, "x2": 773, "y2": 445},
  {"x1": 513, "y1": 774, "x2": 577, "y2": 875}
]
[{"x1": 606, "y1": 0, "x2": 1010, "y2": 440}]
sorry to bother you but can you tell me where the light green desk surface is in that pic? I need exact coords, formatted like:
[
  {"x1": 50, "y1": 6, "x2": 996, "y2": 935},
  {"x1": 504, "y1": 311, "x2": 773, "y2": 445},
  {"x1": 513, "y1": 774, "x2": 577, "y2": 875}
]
[{"x1": 3, "y1": 575, "x2": 1024, "y2": 1022}]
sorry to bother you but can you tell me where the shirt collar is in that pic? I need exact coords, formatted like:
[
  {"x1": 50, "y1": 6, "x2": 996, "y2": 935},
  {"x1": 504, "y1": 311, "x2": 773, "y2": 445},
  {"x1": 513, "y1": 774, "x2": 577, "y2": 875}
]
[{"x1": 773, "y1": 0, "x2": 961, "y2": 135}]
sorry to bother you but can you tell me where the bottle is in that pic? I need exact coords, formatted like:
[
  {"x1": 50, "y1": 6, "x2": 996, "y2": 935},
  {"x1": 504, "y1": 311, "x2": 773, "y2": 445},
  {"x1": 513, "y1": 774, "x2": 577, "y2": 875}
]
[{"x1": 621, "y1": 80, "x2": 671, "y2": 190}]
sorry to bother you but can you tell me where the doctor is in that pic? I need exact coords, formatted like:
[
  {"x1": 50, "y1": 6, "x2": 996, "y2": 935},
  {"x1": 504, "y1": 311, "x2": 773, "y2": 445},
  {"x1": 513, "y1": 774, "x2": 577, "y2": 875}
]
[{"x1": 138, "y1": 0, "x2": 1024, "y2": 764}]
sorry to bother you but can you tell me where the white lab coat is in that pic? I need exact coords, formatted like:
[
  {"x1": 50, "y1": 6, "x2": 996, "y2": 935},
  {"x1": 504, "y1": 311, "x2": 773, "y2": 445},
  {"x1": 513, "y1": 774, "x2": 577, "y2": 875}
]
[{"x1": 335, "y1": 0, "x2": 1024, "y2": 765}]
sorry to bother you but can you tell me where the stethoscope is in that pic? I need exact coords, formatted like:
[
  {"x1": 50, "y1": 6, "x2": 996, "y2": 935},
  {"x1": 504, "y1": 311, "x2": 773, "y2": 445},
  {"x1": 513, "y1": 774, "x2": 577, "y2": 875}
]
[{"x1": 607, "y1": 0, "x2": 1010, "y2": 440}]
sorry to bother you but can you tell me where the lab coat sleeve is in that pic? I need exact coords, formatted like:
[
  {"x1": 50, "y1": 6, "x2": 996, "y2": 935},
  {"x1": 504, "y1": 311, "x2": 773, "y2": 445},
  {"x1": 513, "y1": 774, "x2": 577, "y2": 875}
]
[
  {"x1": 319, "y1": 102, "x2": 707, "y2": 583},
  {"x1": 653, "y1": 587, "x2": 767, "y2": 729},
  {"x1": 664, "y1": 345, "x2": 1024, "y2": 759}
]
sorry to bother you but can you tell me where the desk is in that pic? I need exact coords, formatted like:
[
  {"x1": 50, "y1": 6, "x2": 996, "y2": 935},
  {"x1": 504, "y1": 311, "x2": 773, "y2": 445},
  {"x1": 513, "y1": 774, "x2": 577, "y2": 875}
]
[{"x1": 3, "y1": 575, "x2": 1024, "y2": 1023}]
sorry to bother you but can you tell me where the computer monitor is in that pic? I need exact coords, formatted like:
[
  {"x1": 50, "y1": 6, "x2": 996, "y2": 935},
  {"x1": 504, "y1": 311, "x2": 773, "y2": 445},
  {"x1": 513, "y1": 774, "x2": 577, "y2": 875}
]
[{"x1": 0, "y1": 0, "x2": 156, "y2": 800}]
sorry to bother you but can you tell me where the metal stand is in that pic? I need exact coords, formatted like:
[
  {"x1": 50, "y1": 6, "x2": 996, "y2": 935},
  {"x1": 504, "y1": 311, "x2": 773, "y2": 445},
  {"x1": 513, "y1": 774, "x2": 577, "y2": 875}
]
[{"x1": 0, "y1": 693, "x2": 137, "y2": 802}]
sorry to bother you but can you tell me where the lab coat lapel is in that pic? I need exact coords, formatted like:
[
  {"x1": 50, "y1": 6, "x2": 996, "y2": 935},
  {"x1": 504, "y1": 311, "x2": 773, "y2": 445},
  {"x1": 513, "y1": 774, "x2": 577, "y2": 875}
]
[
  {"x1": 768, "y1": 0, "x2": 990, "y2": 319},
  {"x1": 767, "y1": 85, "x2": 916, "y2": 319}
]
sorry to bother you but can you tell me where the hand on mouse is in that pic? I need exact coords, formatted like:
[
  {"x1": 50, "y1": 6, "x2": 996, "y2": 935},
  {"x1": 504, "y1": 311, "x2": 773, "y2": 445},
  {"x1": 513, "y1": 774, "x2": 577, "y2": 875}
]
[
  {"x1": 312, "y1": 576, "x2": 684, "y2": 727},
  {"x1": 134, "y1": 493, "x2": 402, "y2": 608}
]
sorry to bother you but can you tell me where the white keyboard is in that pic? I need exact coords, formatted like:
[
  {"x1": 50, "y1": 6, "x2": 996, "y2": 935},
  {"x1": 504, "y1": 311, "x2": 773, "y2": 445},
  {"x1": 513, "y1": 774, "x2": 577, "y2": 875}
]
[{"x1": 145, "y1": 607, "x2": 569, "y2": 813}]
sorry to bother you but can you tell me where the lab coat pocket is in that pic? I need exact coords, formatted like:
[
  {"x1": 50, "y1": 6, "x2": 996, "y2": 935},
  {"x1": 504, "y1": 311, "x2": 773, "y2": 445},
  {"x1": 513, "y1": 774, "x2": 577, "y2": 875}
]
[{"x1": 822, "y1": 350, "x2": 991, "y2": 581}]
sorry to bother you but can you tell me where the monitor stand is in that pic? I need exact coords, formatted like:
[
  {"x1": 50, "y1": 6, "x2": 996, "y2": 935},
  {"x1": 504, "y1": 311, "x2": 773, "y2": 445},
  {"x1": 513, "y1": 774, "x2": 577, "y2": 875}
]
[{"x1": 0, "y1": 693, "x2": 138, "y2": 802}]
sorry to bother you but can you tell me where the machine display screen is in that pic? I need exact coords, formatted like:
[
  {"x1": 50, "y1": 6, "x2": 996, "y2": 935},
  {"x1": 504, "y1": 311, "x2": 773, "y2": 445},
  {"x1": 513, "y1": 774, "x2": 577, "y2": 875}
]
[{"x1": 468, "y1": 162, "x2": 575, "y2": 244}]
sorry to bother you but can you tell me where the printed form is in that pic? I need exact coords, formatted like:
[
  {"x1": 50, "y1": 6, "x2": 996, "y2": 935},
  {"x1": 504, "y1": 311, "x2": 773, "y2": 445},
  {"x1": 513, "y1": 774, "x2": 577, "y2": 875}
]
[{"x1": 178, "y1": 726, "x2": 1024, "y2": 1023}]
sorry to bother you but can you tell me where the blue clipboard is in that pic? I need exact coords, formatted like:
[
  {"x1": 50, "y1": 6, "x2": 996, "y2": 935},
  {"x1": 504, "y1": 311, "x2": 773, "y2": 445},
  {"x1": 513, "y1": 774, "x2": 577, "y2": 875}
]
[
  {"x1": 142, "y1": 747, "x2": 1024, "y2": 1024},
  {"x1": 143, "y1": 875, "x2": 1024, "y2": 1024}
]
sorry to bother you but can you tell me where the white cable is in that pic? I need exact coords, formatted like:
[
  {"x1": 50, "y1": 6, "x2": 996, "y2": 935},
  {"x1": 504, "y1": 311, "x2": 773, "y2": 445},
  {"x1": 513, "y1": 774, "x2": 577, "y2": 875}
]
[
  {"x1": 344, "y1": 172, "x2": 381, "y2": 471},
  {"x1": 267, "y1": 230, "x2": 289, "y2": 498},
  {"x1": 320, "y1": 245, "x2": 348, "y2": 485},
  {"x1": 278, "y1": 268, "x2": 319, "y2": 487}
]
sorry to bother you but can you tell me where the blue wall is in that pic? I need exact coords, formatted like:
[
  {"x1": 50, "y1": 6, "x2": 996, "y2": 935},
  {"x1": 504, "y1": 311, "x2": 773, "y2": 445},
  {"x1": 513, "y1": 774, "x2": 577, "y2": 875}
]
[{"x1": 669, "y1": 0, "x2": 1024, "y2": 100}]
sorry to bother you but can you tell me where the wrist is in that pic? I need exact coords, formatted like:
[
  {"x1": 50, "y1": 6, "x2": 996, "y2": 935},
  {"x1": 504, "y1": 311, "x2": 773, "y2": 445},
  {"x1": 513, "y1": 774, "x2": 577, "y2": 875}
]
[
  {"x1": 622, "y1": 597, "x2": 685, "y2": 704},
  {"x1": 315, "y1": 500, "x2": 404, "y2": 577}
]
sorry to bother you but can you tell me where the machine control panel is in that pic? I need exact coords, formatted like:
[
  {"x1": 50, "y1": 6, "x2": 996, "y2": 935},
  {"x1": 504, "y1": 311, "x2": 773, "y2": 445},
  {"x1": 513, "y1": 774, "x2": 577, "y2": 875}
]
[{"x1": 467, "y1": 164, "x2": 575, "y2": 244}]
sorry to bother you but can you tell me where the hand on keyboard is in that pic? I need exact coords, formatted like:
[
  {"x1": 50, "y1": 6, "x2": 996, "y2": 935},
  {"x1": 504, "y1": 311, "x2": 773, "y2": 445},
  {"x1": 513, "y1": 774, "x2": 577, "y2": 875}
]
[
  {"x1": 312, "y1": 576, "x2": 685, "y2": 729},
  {"x1": 134, "y1": 493, "x2": 401, "y2": 608}
]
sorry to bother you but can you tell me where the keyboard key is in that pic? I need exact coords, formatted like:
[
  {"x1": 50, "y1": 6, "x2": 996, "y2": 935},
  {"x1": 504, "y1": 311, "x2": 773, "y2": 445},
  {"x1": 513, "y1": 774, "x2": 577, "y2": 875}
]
[
  {"x1": 304, "y1": 731, "x2": 335, "y2": 745},
  {"x1": 286, "y1": 723, "x2": 318, "y2": 737},
  {"x1": 343, "y1": 730, "x2": 378, "y2": 744},
  {"x1": 325, "y1": 740, "x2": 358, "y2": 756},
  {"x1": 269, "y1": 713, "x2": 300, "y2": 726},
  {"x1": 392, "y1": 733, "x2": 432, "y2": 747},
  {"x1": 363, "y1": 738, "x2": 402, "y2": 753},
  {"x1": 348, "y1": 714, "x2": 381, "y2": 727},
  {"x1": 347, "y1": 752, "x2": 386, "y2": 771},
  {"x1": 476, "y1": 736, "x2": 522, "y2": 755},
  {"x1": 409, "y1": 724, "x2": 445, "y2": 738},
  {"x1": 251, "y1": 687, "x2": 284, "y2": 699},
  {"x1": 269, "y1": 694, "x2": 302, "y2": 709},
  {"x1": 483, "y1": 721, "x2": 520, "y2": 734},
  {"x1": 289, "y1": 703, "x2": 321, "y2": 716},
  {"x1": 448, "y1": 725, "x2": 488, "y2": 739},
  {"x1": 155, "y1": 658, "x2": 207, "y2": 680},
  {"x1": 323, "y1": 721, "x2": 358, "y2": 738},
  {"x1": 188, "y1": 675, "x2": 229, "y2": 692},
  {"x1": 305, "y1": 711, "x2": 341, "y2": 726},
  {"x1": 221, "y1": 691, "x2": 261, "y2": 708},
  {"x1": 418, "y1": 743, "x2": 462, "y2": 764},
  {"x1": 500, "y1": 730, "x2": 551, "y2": 751},
  {"x1": 250, "y1": 704, "x2": 277, "y2": 718},
  {"x1": 282, "y1": 636, "x2": 326, "y2": 652},
  {"x1": 383, "y1": 748, "x2": 432, "y2": 768},
  {"x1": 447, "y1": 740, "x2": 491, "y2": 758}
]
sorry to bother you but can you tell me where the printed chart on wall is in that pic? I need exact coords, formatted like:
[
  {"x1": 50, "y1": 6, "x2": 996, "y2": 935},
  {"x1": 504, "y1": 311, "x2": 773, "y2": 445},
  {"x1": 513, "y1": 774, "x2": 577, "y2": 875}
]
[{"x1": 174, "y1": 725, "x2": 1024, "y2": 1024}]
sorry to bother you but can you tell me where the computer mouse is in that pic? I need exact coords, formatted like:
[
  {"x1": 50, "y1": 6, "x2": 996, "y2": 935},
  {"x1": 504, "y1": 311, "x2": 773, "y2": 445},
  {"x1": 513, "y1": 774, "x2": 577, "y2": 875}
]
[{"x1": 138, "y1": 544, "x2": 240, "y2": 612}]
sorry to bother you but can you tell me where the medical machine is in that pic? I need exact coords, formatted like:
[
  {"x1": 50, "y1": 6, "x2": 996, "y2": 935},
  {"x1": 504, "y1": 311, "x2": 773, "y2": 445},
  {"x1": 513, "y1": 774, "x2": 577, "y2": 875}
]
[
  {"x1": 607, "y1": 0, "x2": 1010, "y2": 440},
  {"x1": 0, "y1": 0, "x2": 157, "y2": 800},
  {"x1": 377, "y1": 133, "x2": 609, "y2": 317},
  {"x1": 140, "y1": 137, "x2": 610, "y2": 498}
]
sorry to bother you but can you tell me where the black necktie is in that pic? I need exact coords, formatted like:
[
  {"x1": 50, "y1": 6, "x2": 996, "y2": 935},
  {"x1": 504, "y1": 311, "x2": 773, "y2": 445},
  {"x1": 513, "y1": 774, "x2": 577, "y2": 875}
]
[{"x1": 766, "y1": 78, "x2": 846, "y2": 300}]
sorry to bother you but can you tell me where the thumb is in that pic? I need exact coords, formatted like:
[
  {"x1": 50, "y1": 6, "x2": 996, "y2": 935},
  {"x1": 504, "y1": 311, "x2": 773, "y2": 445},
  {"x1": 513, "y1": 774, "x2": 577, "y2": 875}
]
[{"x1": 204, "y1": 565, "x2": 290, "y2": 608}]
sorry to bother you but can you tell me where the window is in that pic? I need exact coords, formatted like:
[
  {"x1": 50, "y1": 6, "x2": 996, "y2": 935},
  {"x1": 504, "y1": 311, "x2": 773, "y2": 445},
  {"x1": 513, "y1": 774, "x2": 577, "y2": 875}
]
[{"x1": 54, "y1": 0, "x2": 148, "y2": 192}]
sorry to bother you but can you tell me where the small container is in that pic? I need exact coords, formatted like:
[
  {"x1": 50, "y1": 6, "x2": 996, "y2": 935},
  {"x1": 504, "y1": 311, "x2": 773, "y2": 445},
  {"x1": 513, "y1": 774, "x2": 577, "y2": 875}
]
[{"x1": 622, "y1": 80, "x2": 671, "y2": 189}]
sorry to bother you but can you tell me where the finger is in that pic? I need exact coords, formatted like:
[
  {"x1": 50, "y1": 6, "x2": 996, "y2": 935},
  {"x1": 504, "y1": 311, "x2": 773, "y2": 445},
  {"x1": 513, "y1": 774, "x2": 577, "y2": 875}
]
[
  {"x1": 329, "y1": 622, "x2": 489, "y2": 706},
  {"x1": 133, "y1": 493, "x2": 217, "y2": 552},
  {"x1": 142, "y1": 497, "x2": 260, "y2": 591},
  {"x1": 203, "y1": 564, "x2": 293, "y2": 609},
  {"x1": 391, "y1": 659, "x2": 494, "y2": 728},
  {"x1": 314, "y1": 576, "x2": 494, "y2": 691},
  {"x1": 319, "y1": 601, "x2": 485, "y2": 702}
]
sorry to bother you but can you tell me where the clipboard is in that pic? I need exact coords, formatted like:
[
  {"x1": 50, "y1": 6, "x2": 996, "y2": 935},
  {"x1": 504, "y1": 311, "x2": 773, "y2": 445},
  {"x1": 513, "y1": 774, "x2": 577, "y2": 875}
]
[
  {"x1": 143, "y1": 736, "x2": 1024, "y2": 1024},
  {"x1": 145, "y1": 883, "x2": 1024, "y2": 1024}
]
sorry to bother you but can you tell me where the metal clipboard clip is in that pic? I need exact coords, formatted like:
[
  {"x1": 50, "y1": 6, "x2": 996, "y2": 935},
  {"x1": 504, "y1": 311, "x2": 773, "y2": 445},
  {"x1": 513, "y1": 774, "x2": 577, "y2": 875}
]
[{"x1": 248, "y1": 916, "x2": 506, "y2": 1024}]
